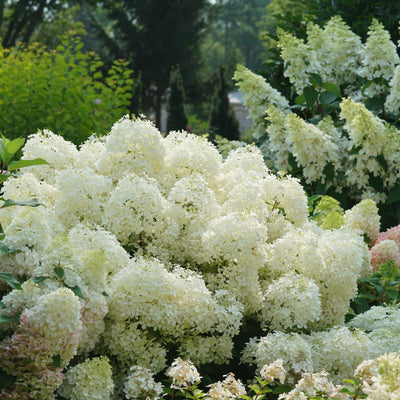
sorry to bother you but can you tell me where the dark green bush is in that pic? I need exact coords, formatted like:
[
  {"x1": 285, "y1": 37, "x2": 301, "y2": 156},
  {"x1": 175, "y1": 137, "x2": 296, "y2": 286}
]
[{"x1": 0, "y1": 36, "x2": 133, "y2": 145}]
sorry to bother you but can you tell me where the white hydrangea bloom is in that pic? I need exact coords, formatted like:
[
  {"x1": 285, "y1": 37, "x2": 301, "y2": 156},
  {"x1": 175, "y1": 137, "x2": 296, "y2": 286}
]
[
  {"x1": 2, "y1": 206, "x2": 62, "y2": 276},
  {"x1": 359, "y1": 19, "x2": 399, "y2": 83},
  {"x1": 106, "y1": 258, "x2": 242, "y2": 354},
  {"x1": 78, "y1": 291, "x2": 108, "y2": 353},
  {"x1": 344, "y1": 199, "x2": 380, "y2": 242},
  {"x1": 260, "y1": 359, "x2": 286, "y2": 384},
  {"x1": 285, "y1": 113, "x2": 340, "y2": 185},
  {"x1": 58, "y1": 356, "x2": 114, "y2": 400},
  {"x1": 359, "y1": 352, "x2": 400, "y2": 399},
  {"x1": 162, "y1": 130, "x2": 222, "y2": 192},
  {"x1": 278, "y1": 30, "x2": 321, "y2": 93},
  {"x1": 177, "y1": 333, "x2": 235, "y2": 365},
  {"x1": 262, "y1": 273, "x2": 321, "y2": 331},
  {"x1": 265, "y1": 106, "x2": 292, "y2": 170},
  {"x1": 76, "y1": 135, "x2": 107, "y2": 172},
  {"x1": 207, "y1": 373, "x2": 246, "y2": 400},
  {"x1": 166, "y1": 358, "x2": 201, "y2": 389},
  {"x1": 102, "y1": 173, "x2": 166, "y2": 246},
  {"x1": 385, "y1": 65, "x2": 400, "y2": 114},
  {"x1": 276, "y1": 176, "x2": 309, "y2": 227},
  {"x1": 242, "y1": 332, "x2": 314, "y2": 380},
  {"x1": 279, "y1": 371, "x2": 349, "y2": 400},
  {"x1": 98, "y1": 116, "x2": 165, "y2": 181},
  {"x1": 124, "y1": 365, "x2": 163, "y2": 400},
  {"x1": 1, "y1": 279, "x2": 43, "y2": 317},
  {"x1": 54, "y1": 166, "x2": 113, "y2": 229},
  {"x1": 322, "y1": 16, "x2": 364, "y2": 86},
  {"x1": 67, "y1": 223, "x2": 131, "y2": 278},
  {"x1": 22, "y1": 129, "x2": 79, "y2": 184},
  {"x1": 200, "y1": 212, "x2": 267, "y2": 313},
  {"x1": 104, "y1": 320, "x2": 167, "y2": 373},
  {"x1": 165, "y1": 173, "x2": 221, "y2": 262},
  {"x1": 340, "y1": 98, "x2": 388, "y2": 194},
  {"x1": 310, "y1": 327, "x2": 374, "y2": 383},
  {"x1": 348, "y1": 306, "x2": 400, "y2": 356},
  {"x1": 265, "y1": 225, "x2": 366, "y2": 328},
  {"x1": 24, "y1": 287, "x2": 82, "y2": 364},
  {"x1": 234, "y1": 64, "x2": 290, "y2": 139}
]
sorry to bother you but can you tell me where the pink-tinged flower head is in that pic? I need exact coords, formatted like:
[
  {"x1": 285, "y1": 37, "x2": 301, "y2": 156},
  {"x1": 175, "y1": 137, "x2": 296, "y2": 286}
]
[
  {"x1": 370, "y1": 239, "x2": 400, "y2": 271},
  {"x1": 373, "y1": 225, "x2": 400, "y2": 248}
]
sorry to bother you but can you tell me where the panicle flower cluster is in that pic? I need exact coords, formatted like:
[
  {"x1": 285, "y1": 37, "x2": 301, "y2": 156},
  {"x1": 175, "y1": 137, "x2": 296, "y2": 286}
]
[
  {"x1": 261, "y1": 273, "x2": 321, "y2": 330},
  {"x1": 124, "y1": 365, "x2": 163, "y2": 399},
  {"x1": 278, "y1": 371, "x2": 349, "y2": 400},
  {"x1": 344, "y1": 199, "x2": 380, "y2": 242},
  {"x1": 234, "y1": 64, "x2": 290, "y2": 139},
  {"x1": 358, "y1": 19, "x2": 400, "y2": 83},
  {"x1": 242, "y1": 332, "x2": 314, "y2": 381},
  {"x1": 385, "y1": 65, "x2": 400, "y2": 114},
  {"x1": 166, "y1": 358, "x2": 201, "y2": 389},
  {"x1": 348, "y1": 305, "x2": 400, "y2": 356},
  {"x1": 358, "y1": 352, "x2": 400, "y2": 399},
  {"x1": 285, "y1": 113, "x2": 340, "y2": 184},
  {"x1": 277, "y1": 30, "x2": 321, "y2": 93},
  {"x1": 58, "y1": 356, "x2": 114, "y2": 400},
  {"x1": 370, "y1": 239, "x2": 400, "y2": 271},
  {"x1": 207, "y1": 373, "x2": 246, "y2": 400},
  {"x1": 235, "y1": 17, "x2": 400, "y2": 204},
  {"x1": 264, "y1": 224, "x2": 368, "y2": 328},
  {"x1": 260, "y1": 359, "x2": 286, "y2": 384}
]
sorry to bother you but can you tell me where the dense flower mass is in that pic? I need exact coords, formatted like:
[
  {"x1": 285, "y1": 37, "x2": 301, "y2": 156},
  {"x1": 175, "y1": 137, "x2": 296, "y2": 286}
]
[
  {"x1": 0, "y1": 115, "x2": 395, "y2": 398},
  {"x1": 235, "y1": 17, "x2": 400, "y2": 205}
]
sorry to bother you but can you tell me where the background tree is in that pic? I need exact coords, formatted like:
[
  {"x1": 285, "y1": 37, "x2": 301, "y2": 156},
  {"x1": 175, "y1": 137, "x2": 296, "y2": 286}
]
[
  {"x1": 100, "y1": 0, "x2": 209, "y2": 128},
  {"x1": 209, "y1": 66, "x2": 240, "y2": 141},
  {"x1": 203, "y1": 0, "x2": 270, "y2": 87},
  {"x1": 167, "y1": 65, "x2": 188, "y2": 133}
]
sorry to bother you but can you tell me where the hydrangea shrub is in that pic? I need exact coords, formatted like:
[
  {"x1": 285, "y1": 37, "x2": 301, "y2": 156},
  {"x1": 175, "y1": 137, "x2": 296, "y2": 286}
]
[{"x1": 0, "y1": 116, "x2": 395, "y2": 397}]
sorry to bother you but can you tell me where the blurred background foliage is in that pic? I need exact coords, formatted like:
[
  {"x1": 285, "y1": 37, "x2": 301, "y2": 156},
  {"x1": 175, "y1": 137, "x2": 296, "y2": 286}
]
[{"x1": 0, "y1": 0, "x2": 399, "y2": 144}]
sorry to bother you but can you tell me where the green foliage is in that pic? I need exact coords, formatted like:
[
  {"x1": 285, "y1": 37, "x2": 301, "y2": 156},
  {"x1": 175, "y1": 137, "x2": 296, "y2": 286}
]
[
  {"x1": 352, "y1": 260, "x2": 400, "y2": 315},
  {"x1": 167, "y1": 65, "x2": 188, "y2": 133},
  {"x1": 209, "y1": 66, "x2": 240, "y2": 141},
  {"x1": 0, "y1": 135, "x2": 47, "y2": 241},
  {"x1": 0, "y1": 37, "x2": 132, "y2": 145}
]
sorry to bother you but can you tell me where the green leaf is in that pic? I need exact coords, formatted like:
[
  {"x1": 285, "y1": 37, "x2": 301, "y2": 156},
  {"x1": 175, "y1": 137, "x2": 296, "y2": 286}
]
[
  {"x1": 102, "y1": 291, "x2": 109, "y2": 297},
  {"x1": 52, "y1": 355, "x2": 61, "y2": 368},
  {"x1": 309, "y1": 73, "x2": 323, "y2": 87},
  {"x1": 376, "y1": 154, "x2": 388, "y2": 172},
  {"x1": 54, "y1": 266, "x2": 65, "y2": 279},
  {"x1": 7, "y1": 158, "x2": 48, "y2": 171},
  {"x1": 1, "y1": 198, "x2": 42, "y2": 208},
  {"x1": 0, "y1": 136, "x2": 25, "y2": 165},
  {"x1": 0, "y1": 271, "x2": 22, "y2": 290},
  {"x1": 0, "y1": 174, "x2": 10, "y2": 184},
  {"x1": 365, "y1": 96, "x2": 385, "y2": 111},
  {"x1": 303, "y1": 87, "x2": 318, "y2": 108},
  {"x1": 385, "y1": 288, "x2": 399, "y2": 300},
  {"x1": 295, "y1": 94, "x2": 305, "y2": 105},
  {"x1": 319, "y1": 91, "x2": 337, "y2": 105},
  {"x1": 68, "y1": 285, "x2": 85, "y2": 299},
  {"x1": 0, "y1": 245, "x2": 19, "y2": 255},
  {"x1": 0, "y1": 312, "x2": 20, "y2": 323},
  {"x1": 273, "y1": 385, "x2": 292, "y2": 394},
  {"x1": 322, "y1": 82, "x2": 341, "y2": 98},
  {"x1": 387, "y1": 184, "x2": 400, "y2": 204},
  {"x1": 32, "y1": 276, "x2": 49, "y2": 284}
]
